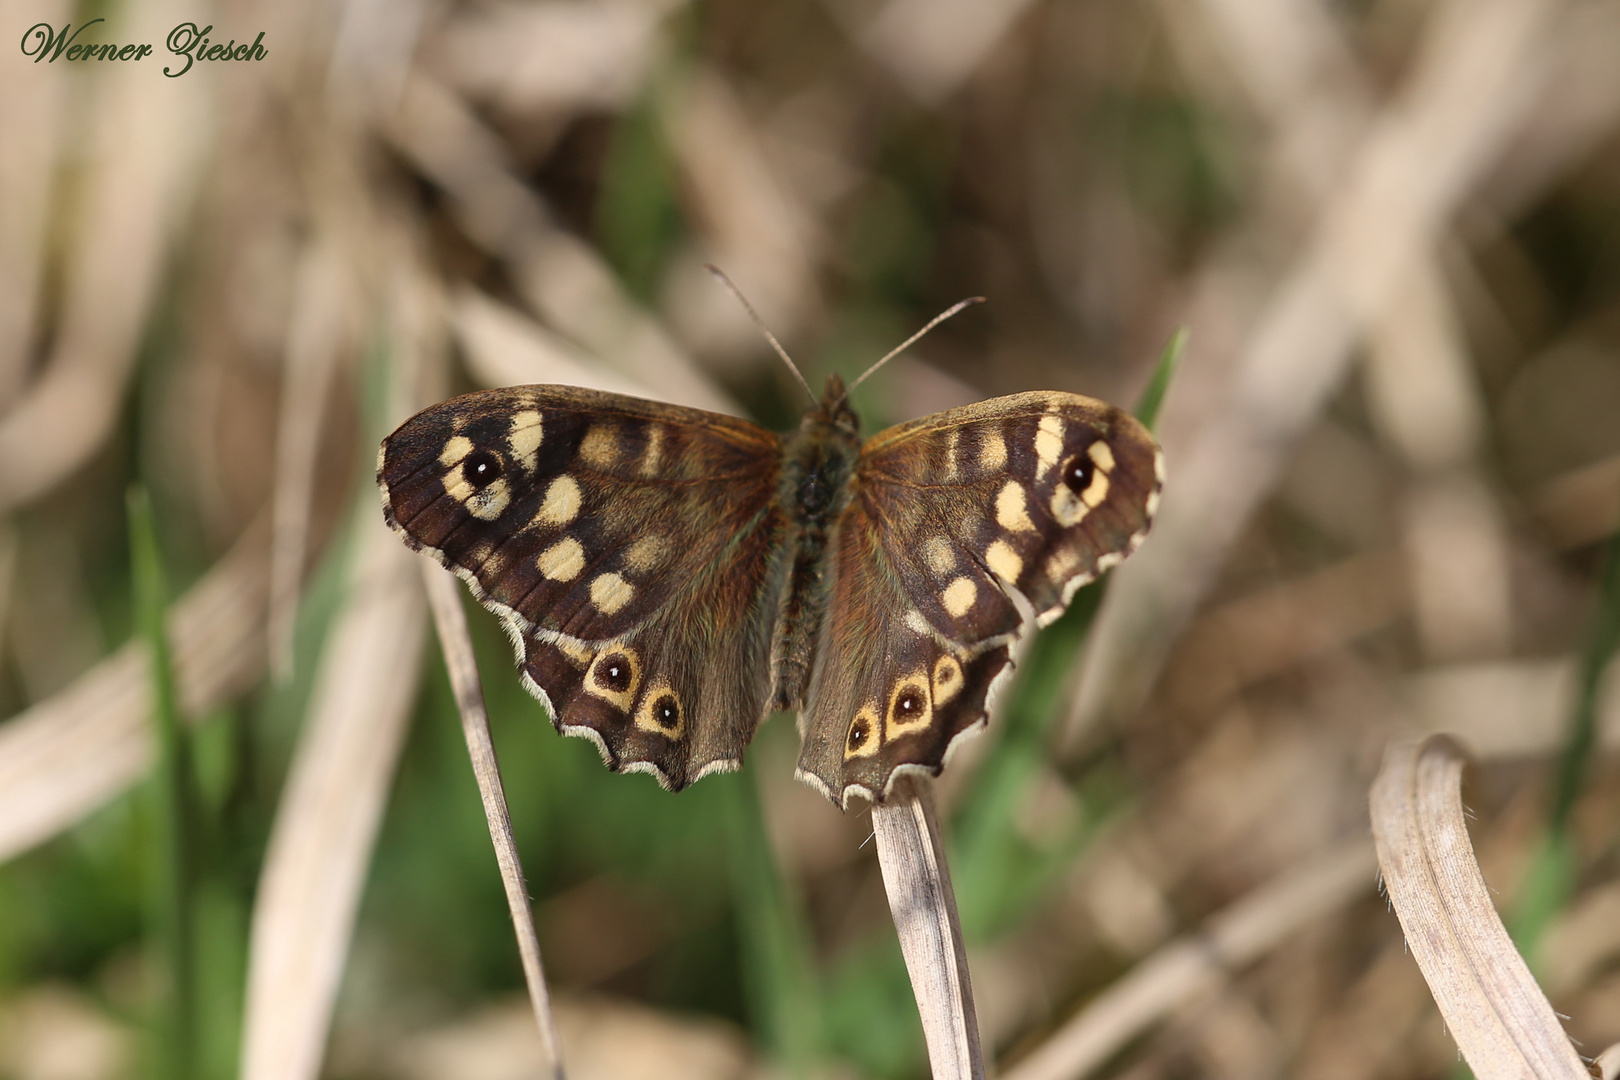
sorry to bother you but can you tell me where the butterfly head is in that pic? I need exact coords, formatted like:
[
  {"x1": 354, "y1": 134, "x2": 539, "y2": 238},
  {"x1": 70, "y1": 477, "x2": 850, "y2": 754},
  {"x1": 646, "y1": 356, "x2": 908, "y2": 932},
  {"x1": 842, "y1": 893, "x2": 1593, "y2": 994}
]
[{"x1": 812, "y1": 373, "x2": 861, "y2": 437}]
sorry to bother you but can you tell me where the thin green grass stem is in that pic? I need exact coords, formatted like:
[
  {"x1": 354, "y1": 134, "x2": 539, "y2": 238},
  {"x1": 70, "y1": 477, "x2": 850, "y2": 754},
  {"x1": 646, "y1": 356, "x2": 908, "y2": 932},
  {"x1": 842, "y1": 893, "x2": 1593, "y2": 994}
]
[
  {"x1": 129, "y1": 486, "x2": 200, "y2": 1080},
  {"x1": 1515, "y1": 524, "x2": 1620, "y2": 954},
  {"x1": 724, "y1": 762, "x2": 825, "y2": 1077}
]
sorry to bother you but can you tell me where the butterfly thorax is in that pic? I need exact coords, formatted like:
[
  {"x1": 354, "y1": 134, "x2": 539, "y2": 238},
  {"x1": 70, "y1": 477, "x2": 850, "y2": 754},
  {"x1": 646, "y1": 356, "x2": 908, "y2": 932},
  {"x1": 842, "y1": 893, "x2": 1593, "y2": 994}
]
[{"x1": 770, "y1": 375, "x2": 863, "y2": 711}]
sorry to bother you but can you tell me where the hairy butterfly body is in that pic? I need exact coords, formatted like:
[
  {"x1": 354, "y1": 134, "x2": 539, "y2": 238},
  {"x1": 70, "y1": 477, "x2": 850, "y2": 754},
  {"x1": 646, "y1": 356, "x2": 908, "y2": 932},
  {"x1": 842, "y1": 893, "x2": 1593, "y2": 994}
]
[{"x1": 379, "y1": 374, "x2": 1161, "y2": 807}]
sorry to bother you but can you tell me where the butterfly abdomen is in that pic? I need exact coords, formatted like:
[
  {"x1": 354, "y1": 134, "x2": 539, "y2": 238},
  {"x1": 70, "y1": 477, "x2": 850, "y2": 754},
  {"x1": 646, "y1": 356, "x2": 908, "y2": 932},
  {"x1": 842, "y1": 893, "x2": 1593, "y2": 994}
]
[{"x1": 769, "y1": 389, "x2": 862, "y2": 712}]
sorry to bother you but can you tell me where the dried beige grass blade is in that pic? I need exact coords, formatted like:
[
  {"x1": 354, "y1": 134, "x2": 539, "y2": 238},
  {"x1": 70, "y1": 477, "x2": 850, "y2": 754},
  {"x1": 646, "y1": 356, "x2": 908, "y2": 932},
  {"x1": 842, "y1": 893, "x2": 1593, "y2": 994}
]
[
  {"x1": 421, "y1": 565, "x2": 565, "y2": 1079},
  {"x1": 437, "y1": 0, "x2": 671, "y2": 114},
  {"x1": 1002, "y1": 842, "x2": 1374, "y2": 1080},
  {"x1": 0, "y1": 527, "x2": 270, "y2": 864},
  {"x1": 0, "y1": 0, "x2": 70, "y2": 402},
  {"x1": 860, "y1": 0, "x2": 1043, "y2": 104},
  {"x1": 871, "y1": 775, "x2": 984, "y2": 1080},
  {"x1": 239, "y1": 515, "x2": 427, "y2": 1080},
  {"x1": 1413, "y1": 658, "x2": 1620, "y2": 757},
  {"x1": 1369, "y1": 737, "x2": 1586, "y2": 1078},
  {"x1": 661, "y1": 69, "x2": 823, "y2": 362},
  {"x1": 1067, "y1": 0, "x2": 1553, "y2": 744},
  {"x1": 451, "y1": 289, "x2": 656, "y2": 400},
  {"x1": 1596, "y1": 1042, "x2": 1620, "y2": 1080},
  {"x1": 0, "y1": 0, "x2": 208, "y2": 511},
  {"x1": 269, "y1": 242, "x2": 354, "y2": 680},
  {"x1": 385, "y1": 73, "x2": 738, "y2": 415}
]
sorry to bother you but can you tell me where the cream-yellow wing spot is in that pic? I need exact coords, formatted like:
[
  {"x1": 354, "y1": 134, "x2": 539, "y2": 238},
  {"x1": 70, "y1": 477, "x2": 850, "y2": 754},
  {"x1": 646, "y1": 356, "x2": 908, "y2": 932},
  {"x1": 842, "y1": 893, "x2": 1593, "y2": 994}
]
[
  {"x1": 590, "y1": 572, "x2": 635, "y2": 614},
  {"x1": 537, "y1": 537, "x2": 585, "y2": 581},
  {"x1": 985, "y1": 539, "x2": 1022, "y2": 583},
  {"x1": 931, "y1": 655, "x2": 963, "y2": 705},
  {"x1": 536, "y1": 475, "x2": 582, "y2": 527},
  {"x1": 942, "y1": 576, "x2": 977, "y2": 618},
  {"x1": 996, "y1": 480, "x2": 1036, "y2": 532},
  {"x1": 508, "y1": 411, "x2": 543, "y2": 471},
  {"x1": 1034, "y1": 414, "x2": 1065, "y2": 479}
]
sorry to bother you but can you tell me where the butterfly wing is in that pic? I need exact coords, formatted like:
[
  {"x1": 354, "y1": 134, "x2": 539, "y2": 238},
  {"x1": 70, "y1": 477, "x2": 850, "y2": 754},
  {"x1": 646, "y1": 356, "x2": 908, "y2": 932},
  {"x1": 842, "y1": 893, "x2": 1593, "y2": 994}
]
[
  {"x1": 380, "y1": 386, "x2": 788, "y2": 789},
  {"x1": 796, "y1": 392, "x2": 1162, "y2": 806}
]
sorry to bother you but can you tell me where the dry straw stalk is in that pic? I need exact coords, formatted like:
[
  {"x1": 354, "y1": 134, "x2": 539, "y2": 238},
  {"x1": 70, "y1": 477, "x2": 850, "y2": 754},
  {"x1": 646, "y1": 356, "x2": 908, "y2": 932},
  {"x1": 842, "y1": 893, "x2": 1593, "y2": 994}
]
[{"x1": 1369, "y1": 736, "x2": 1587, "y2": 1079}]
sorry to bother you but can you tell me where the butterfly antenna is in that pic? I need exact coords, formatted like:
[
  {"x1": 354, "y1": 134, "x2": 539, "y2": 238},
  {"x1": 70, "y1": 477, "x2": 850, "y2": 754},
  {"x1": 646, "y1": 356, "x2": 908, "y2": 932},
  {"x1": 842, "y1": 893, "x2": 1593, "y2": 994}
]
[
  {"x1": 705, "y1": 264, "x2": 817, "y2": 405},
  {"x1": 838, "y1": 296, "x2": 985, "y2": 404}
]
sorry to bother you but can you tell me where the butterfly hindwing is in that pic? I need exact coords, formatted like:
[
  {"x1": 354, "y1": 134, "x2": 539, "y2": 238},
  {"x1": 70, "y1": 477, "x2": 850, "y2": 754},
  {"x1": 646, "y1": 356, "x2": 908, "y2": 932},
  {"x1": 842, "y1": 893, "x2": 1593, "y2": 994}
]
[
  {"x1": 379, "y1": 385, "x2": 788, "y2": 788},
  {"x1": 797, "y1": 391, "x2": 1161, "y2": 804}
]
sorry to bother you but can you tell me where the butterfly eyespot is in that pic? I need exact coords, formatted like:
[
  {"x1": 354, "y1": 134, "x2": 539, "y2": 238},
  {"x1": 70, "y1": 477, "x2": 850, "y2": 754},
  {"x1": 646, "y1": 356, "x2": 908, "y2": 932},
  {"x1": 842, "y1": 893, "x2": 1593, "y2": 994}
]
[
  {"x1": 652, "y1": 694, "x2": 681, "y2": 730},
  {"x1": 1062, "y1": 453, "x2": 1095, "y2": 495},
  {"x1": 464, "y1": 449, "x2": 503, "y2": 490},
  {"x1": 847, "y1": 719, "x2": 871, "y2": 751},
  {"x1": 594, "y1": 652, "x2": 634, "y2": 693},
  {"x1": 896, "y1": 692, "x2": 923, "y2": 715}
]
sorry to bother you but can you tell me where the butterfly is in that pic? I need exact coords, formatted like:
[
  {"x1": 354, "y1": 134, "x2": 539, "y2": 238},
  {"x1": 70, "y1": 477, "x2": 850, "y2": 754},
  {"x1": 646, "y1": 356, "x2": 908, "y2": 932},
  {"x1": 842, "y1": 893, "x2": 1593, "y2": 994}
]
[{"x1": 378, "y1": 332, "x2": 1161, "y2": 808}]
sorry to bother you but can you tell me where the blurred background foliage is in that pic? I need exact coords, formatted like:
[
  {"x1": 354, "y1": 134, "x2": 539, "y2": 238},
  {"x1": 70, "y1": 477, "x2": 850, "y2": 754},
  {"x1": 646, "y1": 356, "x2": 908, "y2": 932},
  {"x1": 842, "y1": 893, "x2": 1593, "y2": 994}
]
[{"x1": 0, "y1": 0, "x2": 1618, "y2": 1076}]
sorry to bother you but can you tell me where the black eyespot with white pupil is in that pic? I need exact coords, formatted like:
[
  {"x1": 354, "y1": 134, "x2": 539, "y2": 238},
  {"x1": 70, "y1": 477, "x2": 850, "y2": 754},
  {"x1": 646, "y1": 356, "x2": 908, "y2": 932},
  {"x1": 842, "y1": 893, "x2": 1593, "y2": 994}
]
[
  {"x1": 1063, "y1": 450, "x2": 1096, "y2": 494},
  {"x1": 896, "y1": 691, "x2": 923, "y2": 716},
  {"x1": 594, "y1": 653, "x2": 633, "y2": 693},
  {"x1": 464, "y1": 449, "x2": 503, "y2": 490},
  {"x1": 848, "y1": 719, "x2": 870, "y2": 751},
  {"x1": 652, "y1": 694, "x2": 680, "y2": 729}
]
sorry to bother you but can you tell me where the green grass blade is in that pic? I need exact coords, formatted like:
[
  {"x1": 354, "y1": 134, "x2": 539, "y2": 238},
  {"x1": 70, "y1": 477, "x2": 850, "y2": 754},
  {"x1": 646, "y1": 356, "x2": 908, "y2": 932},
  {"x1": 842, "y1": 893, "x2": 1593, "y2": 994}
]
[
  {"x1": 1134, "y1": 327, "x2": 1185, "y2": 433},
  {"x1": 129, "y1": 486, "x2": 199, "y2": 1080},
  {"x1": 1515, "y1": 525, "x2": 1620, "y2": 954},
  {"x1": 724, "y1": 759, "x2": 824, "y2": 1076}
]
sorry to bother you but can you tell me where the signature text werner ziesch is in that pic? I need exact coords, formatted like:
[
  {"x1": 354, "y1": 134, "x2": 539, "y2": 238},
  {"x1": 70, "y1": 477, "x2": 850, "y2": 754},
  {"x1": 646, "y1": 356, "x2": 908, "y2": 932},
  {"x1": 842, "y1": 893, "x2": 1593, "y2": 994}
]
[{"x1": 20, "y1": 19, "x2": 266, "y2": 77}]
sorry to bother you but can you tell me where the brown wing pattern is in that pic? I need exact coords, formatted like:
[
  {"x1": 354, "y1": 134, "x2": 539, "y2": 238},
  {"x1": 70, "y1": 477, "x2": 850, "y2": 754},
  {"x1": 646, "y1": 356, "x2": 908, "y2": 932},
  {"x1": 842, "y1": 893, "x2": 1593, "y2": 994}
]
[
  {"x1": 797, "y1": 391, "x2": 1161, "y2": 805},
  {"x1": 379, "y1": 385, "x2": 788, "y2": 790}
]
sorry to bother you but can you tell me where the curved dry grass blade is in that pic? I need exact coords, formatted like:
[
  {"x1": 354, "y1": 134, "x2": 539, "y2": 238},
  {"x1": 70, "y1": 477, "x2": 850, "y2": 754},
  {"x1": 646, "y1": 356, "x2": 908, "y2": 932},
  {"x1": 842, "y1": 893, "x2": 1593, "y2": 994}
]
[
  {"x1": 451, "y1": 289, "x2": 654, "y2": 399},
  {"x1": 1368, "y1": 737, "x2": 1586, "y2": 1079},
  {"x1": 860, "y1": 0, "x2": 1042, "y2": 104},
  {"x1": 0, "y1": 525, "x2": 269, "y2": 864},
  {"x1": 871, "y1": 775, "x2": 984, "y2": 1080},
  {"x1": 1067, "y1": 0, "x2": 1553, "y2": 744},
  {"x1": 269, "y1": 242, "x2": 354, "y2": 681},
  {"x1": 385, "y1": 73, "x2": 738, "y2": 415},
  {"x1": 1597, "y1": 1042, "x2": 1620, "y2": 1080},
  {"x1": 239, "y1": 518, "x2": 427, "y2": 1080},
  {"x1": 421, "y1": 564, "x2": 565, "y2": 1079},
  {"x1": 1001, "y1": 842, "x2": 1374, "y2": 1080},
  {"x1": 0, "y1": 0, "x2": 208, "y2": 511},
  {"x1": 0, "y1": 0, "x2": 71, "y2": 402}
]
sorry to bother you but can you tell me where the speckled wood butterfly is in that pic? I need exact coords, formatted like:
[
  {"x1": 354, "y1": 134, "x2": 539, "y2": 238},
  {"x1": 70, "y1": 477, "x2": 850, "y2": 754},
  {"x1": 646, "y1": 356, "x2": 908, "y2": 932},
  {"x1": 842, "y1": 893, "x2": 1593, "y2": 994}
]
[{"x1": 379, "y1": 352, "x2": 1161, "y2": 807}]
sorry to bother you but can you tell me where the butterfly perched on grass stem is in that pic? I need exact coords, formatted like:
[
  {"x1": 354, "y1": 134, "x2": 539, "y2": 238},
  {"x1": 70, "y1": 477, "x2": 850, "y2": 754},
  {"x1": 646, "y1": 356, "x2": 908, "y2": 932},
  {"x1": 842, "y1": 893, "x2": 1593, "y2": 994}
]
[{"x1": 378, "y1": 296, "x2": 1161, "y2": 807}]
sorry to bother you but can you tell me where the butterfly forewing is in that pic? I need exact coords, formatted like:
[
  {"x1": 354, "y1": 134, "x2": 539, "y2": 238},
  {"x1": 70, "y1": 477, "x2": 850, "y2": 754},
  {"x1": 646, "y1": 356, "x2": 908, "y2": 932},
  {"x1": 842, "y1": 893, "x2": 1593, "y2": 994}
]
[
  {"x1": 796, "y1": 392, "x2": 1161, "y2": 805},
  {"x1": 379, "y1": 385, "x2": 788, "y2": 789}
]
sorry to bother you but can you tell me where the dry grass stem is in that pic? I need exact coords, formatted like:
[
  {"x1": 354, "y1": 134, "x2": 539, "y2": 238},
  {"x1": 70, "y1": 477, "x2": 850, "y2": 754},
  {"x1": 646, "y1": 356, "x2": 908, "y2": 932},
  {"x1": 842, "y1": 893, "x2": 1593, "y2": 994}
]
[
  {"x1": 239, "y1": 518, "x2": 427, "y2": 1080},
  {"x1": 1413, "y1": 658, "x2": 1620, "y2": 757},
  {"x1": 421, "y1": 563, "x2": 565, "y2": 1079},
  {"x1": 1597, "y1": 1042, "x2": 1620, "y2": 1080},
  {"x1": 386, "y1": 74, "x2": 737, "y2": 415},
  {"x1": 1002, "y1": 842, "x2": 1375, "y2": 1080},
  {"x1": 0, "y1": 0, "x2": 69, "y2": 403},
  {"x1": 1369, "y1": 737, "x2": 1587, "y2": 1079},
  {"x1": 451, "y1": 290, "x2": 655, "y2": 400},
  {"x1": 0, "y1": 0, "x2": 206, "y2": 511},
  {"x1": 1068, "y1": 0, "x2": 1553, "y2": 744},
  {"x1": 871, "y1": 775, "x2": 985, "y2": 1080},
  {"x1": 0, "y1": 527, "x2": 270, "y2": 862},
  {"x1": 268, "y1": 242, "x2": 355, "y2": 681}
]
